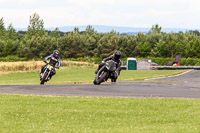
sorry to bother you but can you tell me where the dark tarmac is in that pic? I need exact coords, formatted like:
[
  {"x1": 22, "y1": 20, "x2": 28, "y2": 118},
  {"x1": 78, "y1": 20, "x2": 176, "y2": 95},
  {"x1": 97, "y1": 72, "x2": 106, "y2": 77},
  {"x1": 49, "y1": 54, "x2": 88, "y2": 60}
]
[{"x1": 0, "y1": 70, "x2": 200, "y2": 98}]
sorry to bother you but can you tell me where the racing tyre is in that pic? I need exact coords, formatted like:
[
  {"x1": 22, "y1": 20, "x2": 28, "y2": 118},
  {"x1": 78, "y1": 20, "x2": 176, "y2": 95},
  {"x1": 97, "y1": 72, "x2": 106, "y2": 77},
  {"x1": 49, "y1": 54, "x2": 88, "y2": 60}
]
[
  {"x1": 96, "y1": 71, "x2": 107, "y2": 85},
  {"x1": 93, "y1": 80, "x2": 97, "y2": 85},
  {"x1": 40, "y1": 72, "x2": 48, "y2": 85}
]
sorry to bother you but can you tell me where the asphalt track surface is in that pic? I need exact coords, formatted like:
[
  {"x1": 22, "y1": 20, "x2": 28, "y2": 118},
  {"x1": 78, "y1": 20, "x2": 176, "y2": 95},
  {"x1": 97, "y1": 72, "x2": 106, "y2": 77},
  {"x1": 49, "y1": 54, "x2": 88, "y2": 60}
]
[{"x1": 0, "y1": 70, "x2": 200, "y2": 98}]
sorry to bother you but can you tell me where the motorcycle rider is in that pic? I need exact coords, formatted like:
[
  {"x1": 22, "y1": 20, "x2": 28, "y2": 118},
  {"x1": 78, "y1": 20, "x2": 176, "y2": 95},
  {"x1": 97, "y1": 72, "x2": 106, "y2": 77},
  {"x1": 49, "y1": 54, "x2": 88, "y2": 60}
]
[
  {"x1": 40, "y1": 50, "x2": 61, "y2": 80},
  {"x1": 95, "y1": 50, "x2": 122, "y2": 82}
]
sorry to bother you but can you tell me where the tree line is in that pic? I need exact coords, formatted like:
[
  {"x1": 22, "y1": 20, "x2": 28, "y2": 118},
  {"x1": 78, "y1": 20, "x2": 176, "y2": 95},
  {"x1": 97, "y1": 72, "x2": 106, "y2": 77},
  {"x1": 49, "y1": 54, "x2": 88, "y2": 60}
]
[{"x1": 0, "y1": 13, "x2": 200, "y2": 60}]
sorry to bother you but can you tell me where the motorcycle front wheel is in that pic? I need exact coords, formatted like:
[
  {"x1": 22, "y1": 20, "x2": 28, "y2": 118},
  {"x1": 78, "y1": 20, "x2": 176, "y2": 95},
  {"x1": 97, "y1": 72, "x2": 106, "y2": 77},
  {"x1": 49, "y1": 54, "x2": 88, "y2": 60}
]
[
  {"x1": 40, "y1": 72, "x2": 48, "y2": 85},
  {"x1": 96, "y1": 71, "x2": 108, "y2": 85}
]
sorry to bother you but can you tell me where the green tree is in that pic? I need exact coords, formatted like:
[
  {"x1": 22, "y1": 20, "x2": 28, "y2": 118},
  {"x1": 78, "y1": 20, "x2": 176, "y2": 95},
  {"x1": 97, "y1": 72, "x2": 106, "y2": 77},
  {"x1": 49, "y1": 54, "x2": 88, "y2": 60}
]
[
  {"x1": 138, "y1": 42, "x2": 151, "y2": 57},
  {"x1": 84, "y1": 25, "x2": 95, "y2": 35},
  {"x1": 149, "y1": 24, "x2": 162, "y2": 33},
  {"x1": 58, "y1": 32, "x2": 85, "y2": 58},
  {"x1": 27, "y1": 13, "x2": 45, "y2": 38},
  {"x1": 3, "y1": 40, "x2": 19, "y2": 56},
  {"x1": 38, "y1": 36, "x2": 57, "y2": 58},
  {"x1": 50, "y1": 27, "x2": 60, "y2": 38},
  {"x1": 83, "y1": 26, "x2": 99, "y2": 57},
  {"x1": 73, "y1": 27, "x2": 80, "y2": 33},
  {"x1": 0, "y1": 39, "x2": 5, "y2": 56},
  {"x1": 0, "y1": 18, "x2": 6, "y2": 40},
  {"x1": 118, "y1": 35, "x2": 137, "y2": 57},
  {"x1": 7, "y1": 23, "x2": 17, "y2": 40},
  {"x1": 96, "y1": 32, "x2": 119, "y2": 58},
  {"x1": 151, "y1": 41, "x2": 170, "y2": 57}
]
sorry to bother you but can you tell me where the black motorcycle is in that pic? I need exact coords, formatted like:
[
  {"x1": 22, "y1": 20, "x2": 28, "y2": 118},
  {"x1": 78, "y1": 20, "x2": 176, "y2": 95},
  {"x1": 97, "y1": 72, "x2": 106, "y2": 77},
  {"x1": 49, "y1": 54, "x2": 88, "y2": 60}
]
[
  {"x1": 40, "y1": 62, "x2": 58, "y2": 85},
  {"x1": 93, "y1": 60, "x2": 118, "y2": 85}
]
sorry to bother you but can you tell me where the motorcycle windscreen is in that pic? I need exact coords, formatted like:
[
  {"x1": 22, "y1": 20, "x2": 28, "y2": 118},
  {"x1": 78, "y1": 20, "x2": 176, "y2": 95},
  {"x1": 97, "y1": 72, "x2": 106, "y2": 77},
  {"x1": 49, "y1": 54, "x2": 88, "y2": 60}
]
[{"x1": 106, "y1": 61, "x2": 116, "y2": 72}]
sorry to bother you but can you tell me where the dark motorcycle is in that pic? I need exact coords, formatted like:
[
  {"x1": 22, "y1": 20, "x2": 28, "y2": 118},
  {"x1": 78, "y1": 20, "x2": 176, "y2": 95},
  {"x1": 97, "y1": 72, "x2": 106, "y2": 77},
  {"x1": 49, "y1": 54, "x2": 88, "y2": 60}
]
[
  {"x1": 40, "y1": 62, "x2": 58, "y2": 85},
  {"x1": 93, "y1": 60, "x2": 118, "y2": 85}
]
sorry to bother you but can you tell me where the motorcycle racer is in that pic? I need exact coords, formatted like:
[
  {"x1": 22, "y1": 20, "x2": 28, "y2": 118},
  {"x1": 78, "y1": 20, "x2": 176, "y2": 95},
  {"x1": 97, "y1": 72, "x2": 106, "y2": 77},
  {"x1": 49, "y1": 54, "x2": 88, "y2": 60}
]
[
  {"x1": 95, "y1": 50, "x2": 122, "y2": 82},
  {"x1": 40, "y1": 50, "x2": 61, "y2": 80}
]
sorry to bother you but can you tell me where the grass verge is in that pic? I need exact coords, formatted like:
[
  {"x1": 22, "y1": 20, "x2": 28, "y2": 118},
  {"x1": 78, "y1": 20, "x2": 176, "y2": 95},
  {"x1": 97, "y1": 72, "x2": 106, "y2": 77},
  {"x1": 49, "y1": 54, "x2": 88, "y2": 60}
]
[
  {"x1": 0, "y1": 94, "x2": 200, "y2": 133},
  {"x1": 118, "y1": 69, "x2": 188, "y2": 80},
  {"x1": 0, "y1": 68, "x2": 187, "y2": 85}
]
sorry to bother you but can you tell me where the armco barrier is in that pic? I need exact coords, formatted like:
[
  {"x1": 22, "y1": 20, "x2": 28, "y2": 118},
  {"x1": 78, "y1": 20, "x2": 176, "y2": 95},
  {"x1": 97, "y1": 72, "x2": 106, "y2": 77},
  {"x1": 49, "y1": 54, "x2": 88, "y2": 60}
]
[{"x1": 151, "y1": 66, "x2": 200, "y2": 70}]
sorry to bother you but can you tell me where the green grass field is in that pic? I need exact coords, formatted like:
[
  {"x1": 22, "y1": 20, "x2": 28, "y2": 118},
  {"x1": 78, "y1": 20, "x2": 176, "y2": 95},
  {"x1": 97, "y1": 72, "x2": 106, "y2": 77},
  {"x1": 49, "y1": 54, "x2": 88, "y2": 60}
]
[
  {"x1": 0, "y1": 68, "x2": 187, "y2": 85},
  {"x1": 0, "y1": 94, "x2": 200, "y2": 133},
  {"x1": 0, "y1": 69, "x2": 197, "y2": 132}
]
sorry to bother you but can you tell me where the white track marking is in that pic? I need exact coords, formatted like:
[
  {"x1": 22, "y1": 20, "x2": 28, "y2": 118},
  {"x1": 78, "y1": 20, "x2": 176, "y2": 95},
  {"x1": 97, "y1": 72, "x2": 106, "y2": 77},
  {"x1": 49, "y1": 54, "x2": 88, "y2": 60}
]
[{"x1": 144, "y1": 70, "x2": 193, "y2": 80}]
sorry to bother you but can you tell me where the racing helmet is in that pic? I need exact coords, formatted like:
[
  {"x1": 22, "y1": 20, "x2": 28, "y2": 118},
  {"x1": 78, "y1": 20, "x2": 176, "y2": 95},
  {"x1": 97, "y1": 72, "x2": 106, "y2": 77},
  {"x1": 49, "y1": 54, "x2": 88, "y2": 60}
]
[
  {"x1": 113, "y1": 50, "x2": 121, "y2": 61},
  {"x1": 53, "y1": 50, "x2": 60, "y2": 58}
]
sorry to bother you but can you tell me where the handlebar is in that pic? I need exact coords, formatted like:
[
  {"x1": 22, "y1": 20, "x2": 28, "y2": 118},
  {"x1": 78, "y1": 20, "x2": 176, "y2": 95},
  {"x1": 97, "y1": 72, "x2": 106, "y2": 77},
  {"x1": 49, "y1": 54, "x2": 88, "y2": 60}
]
[
  {"x1": 43, "y1": 61, "x2": 59, "y2": 69},
  {"x1": 105, "y1": 60, "x2": 117, "y2": 64}
]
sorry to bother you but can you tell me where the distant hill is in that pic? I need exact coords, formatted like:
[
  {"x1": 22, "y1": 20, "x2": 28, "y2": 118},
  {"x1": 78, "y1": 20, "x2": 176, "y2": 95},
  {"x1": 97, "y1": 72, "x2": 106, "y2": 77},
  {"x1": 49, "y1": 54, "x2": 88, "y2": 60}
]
[{"x1": 16, "y1": 25, "x2": 194, "y2": 34}]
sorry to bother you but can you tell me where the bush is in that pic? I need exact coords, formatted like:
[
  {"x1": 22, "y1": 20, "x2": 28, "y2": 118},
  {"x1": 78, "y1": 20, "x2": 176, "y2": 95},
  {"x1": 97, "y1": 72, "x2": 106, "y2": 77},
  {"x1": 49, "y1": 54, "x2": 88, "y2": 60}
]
[{"x1": 0, "y1": 55, "x2": 28, "y2": 62}]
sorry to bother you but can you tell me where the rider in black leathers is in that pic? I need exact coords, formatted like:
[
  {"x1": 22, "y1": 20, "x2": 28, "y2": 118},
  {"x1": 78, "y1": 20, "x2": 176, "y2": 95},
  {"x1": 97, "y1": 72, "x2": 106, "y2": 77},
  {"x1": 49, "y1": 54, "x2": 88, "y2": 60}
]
[
  {"x1": 40, "y1": 50, "x2": 61, "y2": 80},
  {"x1": 95, "y1": 50, "x2": 122, "y2": 82}
]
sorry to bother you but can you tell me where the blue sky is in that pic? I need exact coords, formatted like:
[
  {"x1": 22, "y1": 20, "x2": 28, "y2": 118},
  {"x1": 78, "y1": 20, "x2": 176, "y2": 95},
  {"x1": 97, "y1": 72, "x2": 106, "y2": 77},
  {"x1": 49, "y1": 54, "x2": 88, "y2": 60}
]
[{"x1": 0, "y1": 0, "x2": 199, "y2": 29}]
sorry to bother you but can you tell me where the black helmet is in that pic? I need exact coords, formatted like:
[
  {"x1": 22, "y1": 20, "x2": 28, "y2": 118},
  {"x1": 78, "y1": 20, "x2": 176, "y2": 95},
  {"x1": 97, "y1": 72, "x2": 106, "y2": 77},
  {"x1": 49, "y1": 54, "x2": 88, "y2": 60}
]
[
  {"x1": 113, "y1": 50, "x2": 121, "y2": 61},
  {"x1": 53, "y1": 50, "x2": 60, "y2": 58}
]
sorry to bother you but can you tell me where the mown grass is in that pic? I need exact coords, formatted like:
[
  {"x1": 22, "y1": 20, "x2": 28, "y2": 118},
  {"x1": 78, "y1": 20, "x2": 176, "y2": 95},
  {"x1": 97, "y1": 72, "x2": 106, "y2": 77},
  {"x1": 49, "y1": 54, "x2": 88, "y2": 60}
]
[
  {"x1": 118, "y1": 69, "x2": 188, "y2": 80},
  {"x1": 0, "y1": 94, "x2": 200, "y2": 133},
  {"x1": 0, "y1": 68, "x2": 187, "y2": 85}
]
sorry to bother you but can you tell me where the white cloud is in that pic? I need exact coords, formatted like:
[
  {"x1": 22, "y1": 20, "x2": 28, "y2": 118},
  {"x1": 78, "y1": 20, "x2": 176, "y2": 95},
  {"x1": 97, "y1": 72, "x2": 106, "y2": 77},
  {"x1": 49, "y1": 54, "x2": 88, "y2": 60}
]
[{"x1": 0, "y1": 0, "x2": 200, "y2": 29}]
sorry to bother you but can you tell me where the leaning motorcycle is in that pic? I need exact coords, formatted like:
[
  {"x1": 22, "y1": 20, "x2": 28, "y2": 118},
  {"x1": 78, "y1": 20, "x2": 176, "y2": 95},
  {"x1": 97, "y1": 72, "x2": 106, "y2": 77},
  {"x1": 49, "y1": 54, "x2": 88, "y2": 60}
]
[
  {"x1": 40, "y1": 62, "x2": 57, "y2": 85},
  {"x1": 93, "y1": 60, "x2": 118, "y2": 85}
]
